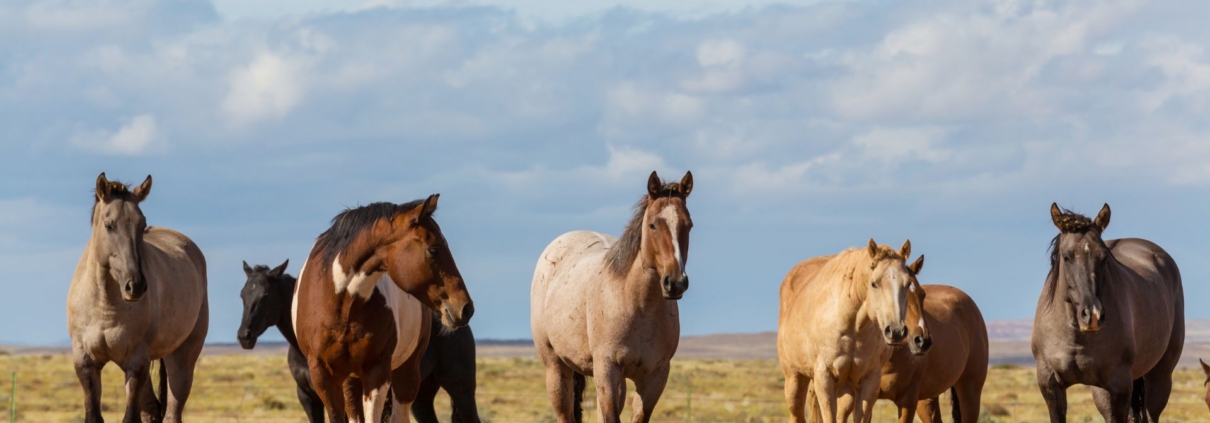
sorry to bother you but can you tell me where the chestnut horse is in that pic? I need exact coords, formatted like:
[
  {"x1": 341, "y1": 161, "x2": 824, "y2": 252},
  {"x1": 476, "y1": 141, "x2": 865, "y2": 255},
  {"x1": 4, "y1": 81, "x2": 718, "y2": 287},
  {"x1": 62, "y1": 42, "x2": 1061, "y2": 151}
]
[
  {"x1": 293, "y1": 196, "x2": 474, "y2": 423},
  {"x1": 1032, "y1": 204, "x2": 1184, "y2": 423},
  {"x1": 531, "y1": 170, "x2": 693, "y2": 423},
  {"x1": 778, "y1": 240, "x2": 923, "y2": 423},
  {"x1": 876, "y1": 284, "x2": 988, "y2": 423},
  {"x1": 68, "y1": 173, "x2": 209, "y2": 423},
  {"x1": 1199, "y1": 359, "x2": 1210, "y2": 412}
]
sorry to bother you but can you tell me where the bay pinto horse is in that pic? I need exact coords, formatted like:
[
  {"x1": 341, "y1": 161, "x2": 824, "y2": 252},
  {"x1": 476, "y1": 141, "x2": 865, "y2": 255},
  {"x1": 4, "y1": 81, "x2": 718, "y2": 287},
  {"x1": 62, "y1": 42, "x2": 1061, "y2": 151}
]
[
  {"x1": 237, "y1": 260, "x2": 332, "y2": 423},
  {"x1": 875, "y1": 284, "x2": 988, "y2": 423},
  {"x1": 412, "y1": 314, "x2": 481, "y2": 423},
  {"x1": 1032, "y1": 203, "x2": 1184, "y2": 423},
  {"x1": 68, "y1": 173, "x2": 209, "y2": 423},
  {"x1": 293, "y1": 196, "x2": 474, "y2": 423},
  {"x1": 531, "y1": 170, "x2": 693, "y2": 423},
  {"x1": 778, "y1": 240, "x2": 923, "y2": 423}
]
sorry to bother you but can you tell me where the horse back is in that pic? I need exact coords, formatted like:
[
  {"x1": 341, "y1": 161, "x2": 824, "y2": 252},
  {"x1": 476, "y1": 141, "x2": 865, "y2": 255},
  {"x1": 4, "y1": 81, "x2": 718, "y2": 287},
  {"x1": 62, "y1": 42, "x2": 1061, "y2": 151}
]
[
  {"x1": 530, "y1": 231, "x2": 615, "y2": 373},
  {"x1": 917, "y1": 284, "x2": 988, "y2": 399}
]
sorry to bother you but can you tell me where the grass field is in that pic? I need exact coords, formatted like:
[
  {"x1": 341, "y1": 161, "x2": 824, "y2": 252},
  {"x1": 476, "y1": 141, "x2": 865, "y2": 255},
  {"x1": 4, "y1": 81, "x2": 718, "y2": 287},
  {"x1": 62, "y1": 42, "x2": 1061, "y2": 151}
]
[{"x1": 2, "y1": 354, "x2": 1207, "y2": 422}]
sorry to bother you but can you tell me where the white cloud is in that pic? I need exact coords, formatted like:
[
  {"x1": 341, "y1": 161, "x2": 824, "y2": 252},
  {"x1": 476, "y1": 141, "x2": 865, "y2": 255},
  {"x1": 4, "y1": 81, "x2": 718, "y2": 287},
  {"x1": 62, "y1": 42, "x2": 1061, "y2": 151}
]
[
  {"x1": 852, "y1": 127, "x2": 951, "y2": 164},
  {"x1": 222, "y1": 52, "x2": 308, "y2": 126},
  {"x1": 697, "y1": 38, "x2": 746, "y2": 68},
  {"x1": 71, "y1": 114, "x2": 159, "y2": 155}
]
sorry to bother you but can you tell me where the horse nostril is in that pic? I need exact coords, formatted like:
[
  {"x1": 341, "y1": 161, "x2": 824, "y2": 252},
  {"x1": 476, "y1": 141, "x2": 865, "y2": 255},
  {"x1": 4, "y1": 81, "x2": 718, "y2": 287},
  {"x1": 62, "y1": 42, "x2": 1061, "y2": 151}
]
[
  {"x1": 462, "y1": 302, "x2": 475, "y2": 321},
  {"x1": 913, "y1": 336, "x2": 924, "y2": 347}
]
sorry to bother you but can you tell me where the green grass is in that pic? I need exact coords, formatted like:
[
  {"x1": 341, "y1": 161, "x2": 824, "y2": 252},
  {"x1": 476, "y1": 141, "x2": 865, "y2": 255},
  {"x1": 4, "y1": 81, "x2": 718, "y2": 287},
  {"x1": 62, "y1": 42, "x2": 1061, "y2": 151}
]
[{"x1": 1, "y1": 355, "x2": 1206, "y2": 422}]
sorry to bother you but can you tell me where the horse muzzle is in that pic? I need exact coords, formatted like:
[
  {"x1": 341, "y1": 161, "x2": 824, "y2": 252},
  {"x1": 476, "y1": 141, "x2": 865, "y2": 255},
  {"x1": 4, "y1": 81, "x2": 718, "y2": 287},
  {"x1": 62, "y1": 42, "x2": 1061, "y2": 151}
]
[
  {"x1": 883, "y1": 324, "x2": 907, "y2": 345},
  {"x1": 1078, "y1": 306, "x2": 1104, "y2": 332},
  {"x1": 237, "y1": 329, "x2": 257, "y2": 350},
  {"x1": 909, "y1": 334, "x2": 932, "y2": 355},
  {"x1": 442, "y1": 301, "x2": 474, "y2": 329},
  {"x1": 121, "y1": 278, "x2": 147, "y2": 302},
  {"x1": 662, "y1": 274, "x2": 688, "y2": 300}
]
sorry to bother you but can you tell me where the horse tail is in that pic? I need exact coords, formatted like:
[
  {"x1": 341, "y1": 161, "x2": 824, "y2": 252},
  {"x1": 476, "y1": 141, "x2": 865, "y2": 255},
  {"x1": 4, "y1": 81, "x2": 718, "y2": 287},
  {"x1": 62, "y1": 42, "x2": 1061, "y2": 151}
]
[
  {"x1": 1130, "y1": 378, "x2": 1146, "y2": 421},
  {"x1": 949, "y1": 386, "x2": 961, "y2": 423},
  {"x1": 157, "y1": 358, "x2": 168, "y2": 419},
  {"x1": 573, "y1": 372, "x2": 586, "y2": 423}
]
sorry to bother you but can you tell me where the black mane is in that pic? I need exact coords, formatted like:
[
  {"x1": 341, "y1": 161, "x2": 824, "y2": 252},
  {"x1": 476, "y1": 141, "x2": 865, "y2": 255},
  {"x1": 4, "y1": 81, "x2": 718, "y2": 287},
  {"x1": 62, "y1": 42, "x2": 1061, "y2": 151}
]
[{"x1": 313, "y1": 200, "x2": 424, "y2": 270}]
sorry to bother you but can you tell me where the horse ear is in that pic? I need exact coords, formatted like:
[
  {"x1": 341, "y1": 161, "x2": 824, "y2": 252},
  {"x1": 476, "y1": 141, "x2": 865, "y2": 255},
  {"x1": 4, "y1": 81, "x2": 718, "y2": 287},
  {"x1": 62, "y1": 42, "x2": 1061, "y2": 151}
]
[
  {"x1": 132, "y1": 175, "x2": 152, "y2": 203},
  {"x1": 899, "y1": 239, "x2": 911, "y2": 259},
  {"x1": 647, "y1": 171, "x2": 661, "y2": 197},
  {"x1": 1094, "y1": 203, "x2": 1110, "y2": 232},
  {"x1": 679, "y1": 171, "x2": 693, "y2": 197},
  {"x1": 270, "y1": 259, "x2": 289, "y2": 278},
  {"x1": 867, "y1": 238, "x2": 878, "y2": 258},
  {"x1": 1050, "y1": 203, "x2": 1063, "y2": 230},
  {"x1": 242, "y1": 261, "x2": 253, "y2": 276},
  {"x1": 419, "y1": 194, "x2": 439, "y2": 220},
  {"x1": 1201, "y1": 358, "x2": 1210, "y2": 376},
  {"x1": 96, "y1": 173, "x2": 111, "y2": 202},
  {"x1": 909, "y1": 255, "x2": 925, "y2": 275}
]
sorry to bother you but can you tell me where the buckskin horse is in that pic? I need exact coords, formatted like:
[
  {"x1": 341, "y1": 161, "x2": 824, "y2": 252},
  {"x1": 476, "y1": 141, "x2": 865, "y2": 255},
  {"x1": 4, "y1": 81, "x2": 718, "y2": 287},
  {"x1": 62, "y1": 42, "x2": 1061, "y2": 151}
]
[
  {"x1": 293, "y1": 196, "x2": 474, "y2": 423},
  {"x1": 1032, "y1": 203, "x2": 1184, "y2": 423},
  {"x1": 68, "y1": 173, "x2": 209, "y2": 423},
  {"x1": 531, "y1": 170, "x2": 693, "y2": 423}
]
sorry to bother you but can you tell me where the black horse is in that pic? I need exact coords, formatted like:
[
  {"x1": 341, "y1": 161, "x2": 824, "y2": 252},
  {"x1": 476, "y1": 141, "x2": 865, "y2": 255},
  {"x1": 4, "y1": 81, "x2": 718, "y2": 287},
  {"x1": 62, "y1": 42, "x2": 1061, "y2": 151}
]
[
  {"x1": 238, "y1": 260, "x2": 480, "y2": 423},
  {"x1": 413, "y1": 313, "x2": 481, "y2": 423}
]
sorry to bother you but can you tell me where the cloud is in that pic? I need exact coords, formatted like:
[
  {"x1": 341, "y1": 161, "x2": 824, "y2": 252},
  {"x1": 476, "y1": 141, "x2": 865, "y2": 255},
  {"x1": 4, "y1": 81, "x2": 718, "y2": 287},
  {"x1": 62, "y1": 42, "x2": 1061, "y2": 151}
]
[
  {"x1": 70, "y1": 114, "x2": 160, "y2": 155},
  {"x1": 222, "y1": 52, "x2": 308, "y2": 126}
]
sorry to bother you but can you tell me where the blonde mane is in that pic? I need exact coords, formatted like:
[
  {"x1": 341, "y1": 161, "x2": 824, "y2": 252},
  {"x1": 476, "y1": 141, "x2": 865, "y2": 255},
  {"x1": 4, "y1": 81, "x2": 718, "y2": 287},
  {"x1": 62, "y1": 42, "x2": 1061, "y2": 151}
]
[{"x1": 813, "y1": 244, "x2": 905, "y2": 291}]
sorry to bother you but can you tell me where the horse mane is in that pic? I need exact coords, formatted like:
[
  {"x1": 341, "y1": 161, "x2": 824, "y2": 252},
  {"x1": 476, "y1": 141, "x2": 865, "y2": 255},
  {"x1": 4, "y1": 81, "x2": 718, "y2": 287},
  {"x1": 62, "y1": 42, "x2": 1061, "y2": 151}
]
[
  {"x1": 312, "y1": 200, "x2": 425, "y2": 271},
  {"x1": 90, "y1": 180, "x2": 138, "y2": 225},
  {"x1": 814, "y1": 244, "x2": 904, "y2": 290},
  {"x1": 603, "y1": 181, "x2": 687, "y2": 277}
]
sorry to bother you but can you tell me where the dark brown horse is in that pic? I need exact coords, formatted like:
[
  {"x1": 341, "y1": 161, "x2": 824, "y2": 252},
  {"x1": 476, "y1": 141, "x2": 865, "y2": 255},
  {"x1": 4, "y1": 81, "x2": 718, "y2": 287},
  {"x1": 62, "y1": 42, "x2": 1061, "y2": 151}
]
[
  {"x1": 1031, "y1": 203, "x2": 1184, "y2": 423},
  {"x1": 293, "y1": 196, "x2": 474, "y2": 423}
]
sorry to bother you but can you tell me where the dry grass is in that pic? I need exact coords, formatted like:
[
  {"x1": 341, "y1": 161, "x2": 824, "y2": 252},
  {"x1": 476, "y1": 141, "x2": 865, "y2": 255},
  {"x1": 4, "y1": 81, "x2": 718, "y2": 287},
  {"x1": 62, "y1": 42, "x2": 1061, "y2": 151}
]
[{"x1": 1, "y1": 355, "x2": 1207, "y2": 422}]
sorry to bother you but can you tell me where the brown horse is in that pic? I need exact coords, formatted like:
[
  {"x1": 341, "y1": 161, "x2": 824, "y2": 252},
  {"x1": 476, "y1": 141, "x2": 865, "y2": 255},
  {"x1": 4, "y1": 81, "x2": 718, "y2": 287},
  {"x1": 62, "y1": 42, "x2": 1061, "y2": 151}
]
[
  {"x1": 778, "y1": 240, "x2": 923, "y2": 423},
  {"x1": 1199, "y1": 359, "x2": 1210, "y2": 412},
  {"x1": 68, "y1": 173, "x2": 209, "y2": 423},
  {"x1": 292, "y1": 196, "x2": 474, "y2": 423},
  {"x1": 876, "y1": 284, "x2": 988, "y2": 423},
  {"x1": 531, "y1": 170, "x2": 693, "y2": 423},
  {"x1": 1032, "y1": 203, "x2": 1184, "y2": 423}
]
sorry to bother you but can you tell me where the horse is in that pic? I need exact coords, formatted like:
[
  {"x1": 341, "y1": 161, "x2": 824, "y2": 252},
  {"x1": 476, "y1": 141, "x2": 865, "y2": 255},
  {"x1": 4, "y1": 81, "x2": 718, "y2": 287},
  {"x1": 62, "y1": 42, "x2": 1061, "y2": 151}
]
[
  {"x1": 1031, "y1": 203, "x2": 1184, "y2": 423},
  {"x1": 1199, "y1": 359, "x2": 1210, "y2": 412},
  {"x1": 778, "y1": 239, "x2": 923, "y2": 423},
  {"x1": 67, "y1": 173, "x2": 209, "y2": 423},
  {"x1": 293, "y1": 196, "x2": 474, "y2": 423},
  {"x1": 237, "y1": 260, "x2": 336, "y2": 423},
  {"x1": 531, "y1": 170, "x2": 693, "y2": 423},
  {"x1": 875, "y1": 284, "x2": 988, "y2": 423},
  {"x1": 412, "y1": 313, "x2": 481, "y2": 423}
]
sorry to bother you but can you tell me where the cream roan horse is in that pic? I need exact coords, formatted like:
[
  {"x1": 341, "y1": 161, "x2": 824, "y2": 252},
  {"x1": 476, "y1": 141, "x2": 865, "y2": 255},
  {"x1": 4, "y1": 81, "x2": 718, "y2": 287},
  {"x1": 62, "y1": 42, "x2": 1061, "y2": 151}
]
[
  {"x1": 68, "y1": 173, "x2": 209, "y2": 423},
  {"x1": 531, "y1": 171, "x2": 693, "y2": 423},
  {"x1": 779, "y1": 240, "x2": 923, "y2": 423}
]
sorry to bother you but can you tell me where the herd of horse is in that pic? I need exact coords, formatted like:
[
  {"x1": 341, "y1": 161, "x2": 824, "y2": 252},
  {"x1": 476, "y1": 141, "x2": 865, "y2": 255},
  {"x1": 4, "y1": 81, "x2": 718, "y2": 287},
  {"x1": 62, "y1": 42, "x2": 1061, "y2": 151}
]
[{"x1": 63, "y1": 170, "x2": 1196, "y2": 423}]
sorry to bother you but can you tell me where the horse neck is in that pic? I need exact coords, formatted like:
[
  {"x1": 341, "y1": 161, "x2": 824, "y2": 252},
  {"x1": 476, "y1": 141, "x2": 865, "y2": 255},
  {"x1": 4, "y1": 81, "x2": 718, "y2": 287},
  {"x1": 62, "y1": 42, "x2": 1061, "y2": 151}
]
[
  {"x1": 836, "y1": 262, "x2": 874, "y2": 331},
  {"x1": 274, "y1": 276, "x2": 300, "y2": 347},
  {"x1": 619, "y1": 255, "x2": 668, "y2": 313},
  {"x1": 80, "y1": 236, "x2": 123, "y2": 304}
]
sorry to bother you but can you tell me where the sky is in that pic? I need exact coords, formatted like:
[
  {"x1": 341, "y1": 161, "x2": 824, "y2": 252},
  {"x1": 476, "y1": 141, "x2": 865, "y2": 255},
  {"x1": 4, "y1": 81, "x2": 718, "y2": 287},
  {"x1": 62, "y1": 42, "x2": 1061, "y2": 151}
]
[{"x1": 3, "y1": 0, "x2": 1210, "y2": 345}]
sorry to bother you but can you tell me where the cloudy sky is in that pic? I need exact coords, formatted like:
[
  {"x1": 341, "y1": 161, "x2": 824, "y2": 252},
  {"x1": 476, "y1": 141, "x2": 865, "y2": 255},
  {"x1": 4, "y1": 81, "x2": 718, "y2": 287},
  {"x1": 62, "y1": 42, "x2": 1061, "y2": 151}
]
[{"x1": 3, "y1": 0, "x2": 1210, "y2": 345}]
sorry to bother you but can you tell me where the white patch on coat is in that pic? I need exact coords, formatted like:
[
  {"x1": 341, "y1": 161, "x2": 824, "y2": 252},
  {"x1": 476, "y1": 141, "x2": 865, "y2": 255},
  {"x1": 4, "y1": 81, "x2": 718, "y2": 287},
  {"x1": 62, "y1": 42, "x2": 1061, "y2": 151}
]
[
  {"x1": 331, "y1": 254, "x2": 383, "y2": 299},
  {"x1": 375, "y1": 275, "x2": 425, "y2": 369},
  {"x1": 361, "y1": 378, "x2": 391, "y2": 423}
]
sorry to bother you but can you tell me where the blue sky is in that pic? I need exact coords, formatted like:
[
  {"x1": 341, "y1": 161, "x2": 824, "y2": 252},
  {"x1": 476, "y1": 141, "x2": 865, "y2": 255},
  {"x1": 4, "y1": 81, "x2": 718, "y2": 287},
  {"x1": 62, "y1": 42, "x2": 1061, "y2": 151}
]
[{"x1": 3, "y1": 0, "x2": 1210, "y2": 345}]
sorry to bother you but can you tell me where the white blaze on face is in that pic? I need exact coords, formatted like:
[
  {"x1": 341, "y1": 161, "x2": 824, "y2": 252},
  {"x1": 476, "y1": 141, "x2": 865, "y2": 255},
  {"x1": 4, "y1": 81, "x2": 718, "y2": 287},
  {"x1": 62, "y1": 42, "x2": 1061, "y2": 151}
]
[
  {"x1": 658, "y1": 205, "x2": 685, "y2": 276},
  {"x1": 331, "y1": 254, "x2": 383, "y2": 299}
]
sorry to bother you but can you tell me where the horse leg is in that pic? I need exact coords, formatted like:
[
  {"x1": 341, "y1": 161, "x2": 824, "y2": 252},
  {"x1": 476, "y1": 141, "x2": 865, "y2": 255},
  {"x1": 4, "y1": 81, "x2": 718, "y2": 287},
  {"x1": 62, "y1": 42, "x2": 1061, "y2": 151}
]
[
  {"x1": 630, "y1": 363, "x2": 669, "y2": 423},
  {"x1": 288, "y1": 346, "x2": 327, "y2": 423},
  {"x1": 806, "y1": 383, "x2": 820, "y2": 423},
  {"x1": 1091, "y1": 372, "x2": 1132, "y2": 423},
  {"x1": 410, "y1": 375, "x2": 439, "y2": 423},
  {"x1": 593, "y1": 361, "x2": 627, "y2": 423},
  {"x1": 811, "y1": 372, "x2": 838, "y2": 423},
  {"x1": 1037, "y1": 368, "x2": 1068, "y2": 423},
  {"x1": 853, "y1": 371, "x2": 880, "y2": 423},
  {"x1": 442, "y1": 330, "x2": 480, "y2": 423},
  {"x1": 73, "y1": 351, "x2": 105, "y2": 423},
  {"x1": 783, "y1": 371, "x2": 809, "y2": 423},
  {"x1": 1140, "y1": 333, "x2": 1182, "y2": 423},
  {"x1": 893, "y1": 391, "x2": 919, "y2": 423},
  {"x1": 120, "y1": 354, "x2": 151, "y2": 423},
  {"x1": 389, "y1": 353, "x2": 426, "y2": 423},
  {"x1": 956, "y1": 377, "x2": 985, "y2": 423},
  {"x1": 161, "y1": 295, "x2": 207, "y2": 423},
  {"x1": 915, "y1": 397, "x2": 941, "y2": 423},
  {"x1": 358, "y1": 363, "x2": 392, "y2": 423},
  {"x1": 310, "y1": 362, "x2": 349, "y2": 423},
  {"x1": 541, "y1": 360, "x2": 576, "y2": 423}
]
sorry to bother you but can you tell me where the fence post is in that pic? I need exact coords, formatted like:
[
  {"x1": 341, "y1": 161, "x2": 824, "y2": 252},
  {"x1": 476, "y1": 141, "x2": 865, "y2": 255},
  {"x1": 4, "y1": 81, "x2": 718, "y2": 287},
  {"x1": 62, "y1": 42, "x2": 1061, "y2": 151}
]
[{"x1": 685, "y1": 374, "x2": 691, "y2": 423}]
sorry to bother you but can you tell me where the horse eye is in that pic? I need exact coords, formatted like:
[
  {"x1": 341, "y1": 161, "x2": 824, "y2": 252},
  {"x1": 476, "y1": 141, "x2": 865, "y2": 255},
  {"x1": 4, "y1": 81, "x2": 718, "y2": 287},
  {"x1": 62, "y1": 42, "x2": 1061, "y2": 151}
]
[
  {"x1": 870, "y1": 281, "x2": 878, "y2": 289},
  {"x1": 1062, "y1": 254, "x2": 1071, "y2": 262},
  {"x1": 104, "y1": 222, "x2": 115, "y2": 232},
  {"x1": 427, "y1": 247, "x2": 439, "y2": 257},
  {"x1": 649, "y1": 223, "x2": 656, "y2": 230}
]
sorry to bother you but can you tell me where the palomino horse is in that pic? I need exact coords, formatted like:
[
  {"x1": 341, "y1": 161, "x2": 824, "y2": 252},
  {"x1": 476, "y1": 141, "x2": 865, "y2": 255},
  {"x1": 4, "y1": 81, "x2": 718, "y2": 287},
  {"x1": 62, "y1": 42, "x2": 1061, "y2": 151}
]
[
  {"x1": 778, "y1": 240, "x2": 923, "y2": 423},
  {"x1": 412, "y1": 314, "x2": 481, "y2": 423},
  {"x1": 293, "y1": 196, "x2": 474, "y2": 423},
  {"x1": 68, "y1": 173, "x2": 209, "y2": 423},
  {"x1": 1032, "y1": 204, "x2": 1184, "y2": 423},
  {"x1": 876, "y1": 284, "x2": 988, "y2": 423},
  {"x1": 237, "y1": 260, "x2": 332, "y2": 423},
  {"x1": 531, "y1": 170, "x2": 693, "y2": 423}
]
